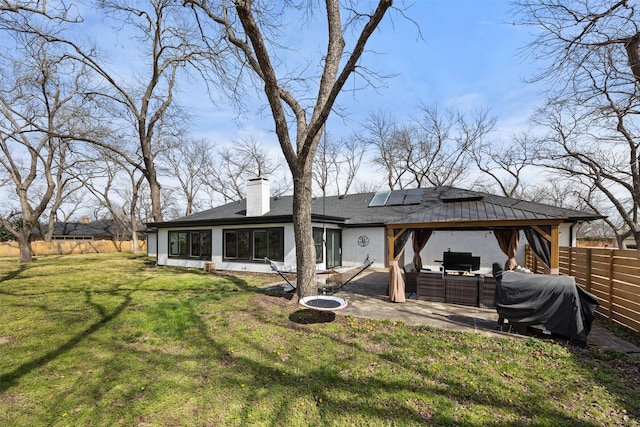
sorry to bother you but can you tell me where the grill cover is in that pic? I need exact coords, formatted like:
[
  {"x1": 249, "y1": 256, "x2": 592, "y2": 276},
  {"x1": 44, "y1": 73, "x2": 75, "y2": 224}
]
[{"x1": 493, "y1": 266, "x2": 598, "y2": 346}]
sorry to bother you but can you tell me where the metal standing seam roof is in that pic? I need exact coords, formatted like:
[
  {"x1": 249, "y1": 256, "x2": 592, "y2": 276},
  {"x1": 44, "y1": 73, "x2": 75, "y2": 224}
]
[{"x1": 388, "y1": 198, "x2": 561, "y2": 226}]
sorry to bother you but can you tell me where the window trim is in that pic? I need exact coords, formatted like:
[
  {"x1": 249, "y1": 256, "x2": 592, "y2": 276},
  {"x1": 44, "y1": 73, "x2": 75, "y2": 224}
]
[
  {"x1": 223, "y1": 227, "x2": 285, "y2": 262},
  {"x1": 313, "y1": 227, "x2": 324, "y2": 264},
  {"x1": 168, "y1": 230, "x2": 212, "y2": 260}
]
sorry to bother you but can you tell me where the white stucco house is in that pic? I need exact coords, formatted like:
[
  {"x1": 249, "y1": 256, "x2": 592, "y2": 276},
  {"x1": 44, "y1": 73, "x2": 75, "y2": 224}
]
[{"x1": 146, "y1": 178, "x2": 601, "y2": 276}]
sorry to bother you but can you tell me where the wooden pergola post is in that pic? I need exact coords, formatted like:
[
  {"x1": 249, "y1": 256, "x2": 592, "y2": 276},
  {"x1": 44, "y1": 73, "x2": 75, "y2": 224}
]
[
  {"x1": 387, "y1": 227, "x2": 407, "y2": 295},
  {"x1": 550, "y1": 224, "x2": 560, "y2": 275},
  {"x1": 387, "y1": 227, "x2": 396, "y2": 268},
  {"x1": 387, "y1": 227, "x2": 394, "y2": 296}
]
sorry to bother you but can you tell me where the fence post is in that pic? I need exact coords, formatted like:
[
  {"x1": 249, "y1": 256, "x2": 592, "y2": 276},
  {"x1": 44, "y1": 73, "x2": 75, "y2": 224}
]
[
  {"x1": 585, "y1": 248, "x2": 591, "y2": 293},
  {"x1": 608, "y1": 249, "x2": 614, "y2": 320}
]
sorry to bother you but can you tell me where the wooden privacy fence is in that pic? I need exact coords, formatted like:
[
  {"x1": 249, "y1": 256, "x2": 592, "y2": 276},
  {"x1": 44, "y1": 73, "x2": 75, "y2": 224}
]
[
  {"x1": 525, "y1": 245, "x2": 640, "y2": 332},
  {"x1": 0, "y1": 240, "x2": 146, "y2": 257}
]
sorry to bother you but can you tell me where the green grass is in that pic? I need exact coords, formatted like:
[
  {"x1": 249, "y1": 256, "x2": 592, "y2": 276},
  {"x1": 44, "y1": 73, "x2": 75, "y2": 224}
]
[{"x1": 0, "y1": 253, "x2": 639, "y2": 426}]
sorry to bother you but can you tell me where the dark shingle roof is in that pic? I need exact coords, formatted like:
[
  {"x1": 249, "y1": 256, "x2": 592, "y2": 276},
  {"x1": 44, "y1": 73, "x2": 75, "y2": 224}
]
[
  {"x1": 32, "y1": 220, "x2": 128, "y2": 238},
  {"x1": 149, "y1": 186, "x2": 602, "y2": 228}
]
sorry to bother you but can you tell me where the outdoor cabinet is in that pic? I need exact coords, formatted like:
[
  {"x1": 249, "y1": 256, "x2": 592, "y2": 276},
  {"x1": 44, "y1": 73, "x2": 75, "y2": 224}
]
[
  {"x1": 416, "y1": 272, "x2": 496, "y2": 308},
  {"x1": 403, "y1": 264, "x2": 418, "y2": 295},
  {"x1": 417, "y1": 272, "x2": 445, "y2": 302},
  {"x1": 445, "y1": 275, "x2": 479, "y2": 307},
  {"x1": 478, "y1": 275, "x2": 496, "y2": 308}
]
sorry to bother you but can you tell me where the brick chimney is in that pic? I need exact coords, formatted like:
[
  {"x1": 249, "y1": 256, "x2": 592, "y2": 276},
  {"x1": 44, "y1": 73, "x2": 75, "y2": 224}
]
[
  {"x1": 81, "y1": 215, "x2": 91, "y2": 224},
  {"x1": 246, "y1": 177, "x2": 270, "y2": 216}
]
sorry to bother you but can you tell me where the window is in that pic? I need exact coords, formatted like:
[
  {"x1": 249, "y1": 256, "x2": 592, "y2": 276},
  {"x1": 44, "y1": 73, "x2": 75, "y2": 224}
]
[
  {"x1": 224, "y1": 230, "x2": 250, "y2": 260},
  {"x1": 169, "y1": 230, "x2": 211, "y2": 259},
  {"x1": 223, "y1": 228, "x2": 284, "y2": 262},
  {"x1": 313, "y1": 227, "x2": 324, "y2": 263},
  {"x1": 191, "y1": 231, "x2": 212, "y2": 258}
]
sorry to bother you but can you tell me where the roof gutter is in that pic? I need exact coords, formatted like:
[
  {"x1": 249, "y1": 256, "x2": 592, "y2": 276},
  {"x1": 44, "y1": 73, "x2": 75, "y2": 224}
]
[{"x1": 147, "y1": 214, "x2": 346, "y2": 228}]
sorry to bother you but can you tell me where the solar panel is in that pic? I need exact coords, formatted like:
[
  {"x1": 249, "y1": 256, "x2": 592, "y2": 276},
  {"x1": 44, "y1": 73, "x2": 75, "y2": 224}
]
[
  {"x1": 386, "y1": 191, "x2": 406, "y2": 206},
  {"x1": 403, "y1": 188, "x2": 424, "y2": 205},
  {"x1": 369, "y1": 190, "x2": 390, "y2": 207}
]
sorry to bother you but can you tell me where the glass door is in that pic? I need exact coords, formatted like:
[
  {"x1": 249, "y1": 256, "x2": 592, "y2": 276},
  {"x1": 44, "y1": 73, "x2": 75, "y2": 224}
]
[{"x1": 326, "y1": 229, "x2": 342, "y2": 269}]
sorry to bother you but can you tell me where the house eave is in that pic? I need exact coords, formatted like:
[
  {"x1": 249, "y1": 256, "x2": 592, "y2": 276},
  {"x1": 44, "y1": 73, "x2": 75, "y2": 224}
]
[{"x1": 148, "y1": 214, "x2": 347, "y2": 229}]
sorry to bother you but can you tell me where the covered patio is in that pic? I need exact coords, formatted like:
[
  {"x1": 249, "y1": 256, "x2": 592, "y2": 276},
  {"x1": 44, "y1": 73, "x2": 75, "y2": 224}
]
[{"x1": 384, "y1": 193, "x2": 600, "y2": 304}]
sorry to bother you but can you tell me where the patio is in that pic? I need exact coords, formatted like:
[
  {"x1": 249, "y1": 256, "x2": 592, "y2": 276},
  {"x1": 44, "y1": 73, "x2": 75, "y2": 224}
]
[
  {"x1": 333, "y1": 269, "x2": 503, "y2": 336},
  {"x1": 332, "y1": 269, "x2": 640, "y2": 355}
]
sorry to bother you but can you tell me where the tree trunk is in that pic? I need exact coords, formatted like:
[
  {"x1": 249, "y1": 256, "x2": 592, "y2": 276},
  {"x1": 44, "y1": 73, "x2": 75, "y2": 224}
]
[
  {"x1": 625, "y1": 32, "x2": 640, "y2": 84},
  {"x1": 131, "y1": 228, "x2": 140, "y2": 254},
  {"x1": 292, "y1": 173, "x2": 316, "y2": 298},
  {"x1": 616, "y1": 234, "x2": 626, "y2": 249},
  {"x1": 147, "y1": 172, "x2": 163, "y2": 223},
  {"x1": 17, "y1": 235, "x2": 33, "y2": 263},
  {"x1": 633, "y1": 230, "x2": 640, "y2": 250}
]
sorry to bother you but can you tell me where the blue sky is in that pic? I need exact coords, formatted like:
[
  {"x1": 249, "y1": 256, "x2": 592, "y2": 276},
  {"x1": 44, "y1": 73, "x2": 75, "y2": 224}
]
[
  {"x1": 187, "y1": 1, "x2": 543, "y2": 148},
  {"x1": 0, "y1": 1, "x2": 547, "y2": 209}
]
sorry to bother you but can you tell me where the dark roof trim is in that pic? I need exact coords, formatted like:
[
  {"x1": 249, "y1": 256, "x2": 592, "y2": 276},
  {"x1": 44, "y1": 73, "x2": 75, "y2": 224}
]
[{"x1": 148, "y1": 214, "x2": 346, "y2": 228}]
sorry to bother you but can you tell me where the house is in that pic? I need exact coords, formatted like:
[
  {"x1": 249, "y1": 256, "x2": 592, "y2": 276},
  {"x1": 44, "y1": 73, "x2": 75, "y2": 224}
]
[
  {"x1": 147, "y1": 178, "x2": 601, "y2": 275},
  {"x1": 32, "y1": 217, "x2": 140, "y2": 241}
]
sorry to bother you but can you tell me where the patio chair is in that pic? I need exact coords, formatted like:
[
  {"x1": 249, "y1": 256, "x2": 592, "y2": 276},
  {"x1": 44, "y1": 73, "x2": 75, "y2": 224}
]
[{"x1": 403, "y1": 263, "x2": 418, "y2": 297}]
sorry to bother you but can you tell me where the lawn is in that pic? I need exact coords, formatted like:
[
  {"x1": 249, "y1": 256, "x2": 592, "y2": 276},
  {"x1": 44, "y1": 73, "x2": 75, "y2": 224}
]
[{"x1": 0, "y1": 253, "x2": 638, "y2": 426}]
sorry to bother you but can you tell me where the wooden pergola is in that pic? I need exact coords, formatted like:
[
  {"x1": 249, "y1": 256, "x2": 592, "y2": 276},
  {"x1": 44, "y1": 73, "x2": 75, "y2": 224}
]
[
  {"x1": 379, "y1": 192, "x2": 604, "y2": 302},
  {"x1": 387, "y1": 218, "x2": 564, "y2": 275},
  {"x1": 383, "y1": 194, "x2": 588, "y2": 283}
]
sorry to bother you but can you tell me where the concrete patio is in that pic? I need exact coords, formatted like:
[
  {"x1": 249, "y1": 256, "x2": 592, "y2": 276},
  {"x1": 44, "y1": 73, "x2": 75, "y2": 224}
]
[{"x1": 331, "y1": 269, "x2": 640, "y2": 356}]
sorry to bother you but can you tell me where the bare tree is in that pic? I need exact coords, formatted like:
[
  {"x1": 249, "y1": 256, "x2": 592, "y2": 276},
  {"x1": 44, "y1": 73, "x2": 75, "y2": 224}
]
[
  {"x1": 78, "y1": 146, "x2": 145, "y2": 253},
  {"x1": 468, "y1": 131, "x2": 542, "y2": 199},
  {"x1": 204, "y1": 137, "x2": 287, "y2": 204},
  {"x1": 22, "y1": 0, "x2": 230, "y2": 222},
  {"x1": 162, "y1": 137, "x2": 212, "y2": 216},
  {"x1": 340, "y1": 138, "x2": 368, "y2": 195},
  {"x1": 0, "y1": 1, "x2": 82, "y2": 27},
  {"x1": 532, "y1": 100, "x2": 639, "y2": 247},
  {"x1": 313, "y1": 132, "x2": 337, "y2": 197},
  {"x1": 39, "y1": 143, "x2": 89, "y2": 242},
  {"x1": 516, "y1": 0, "x2": 640, "y2": 247},
  {"x1": 187, "y1": 0, "x2": 395, "y2": 297},
  {"x1": 526, "y1": 177, "x2": 617, "y2": 243},
  {"x1": 362, "y1": 106, "x2": 494, "y2": 190},
  {"x1": 409, "y1": 106, "x2": 494, "y2": 187},
  {"x1": 0, "y1": 34, "x2": 98, "y2": 262},
  {"x1": 358, "y1": 111, "x2": 410, "y2": 189},
  {"x1": 313, "y1": 132, "x2": 366, "y2": 196}
]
